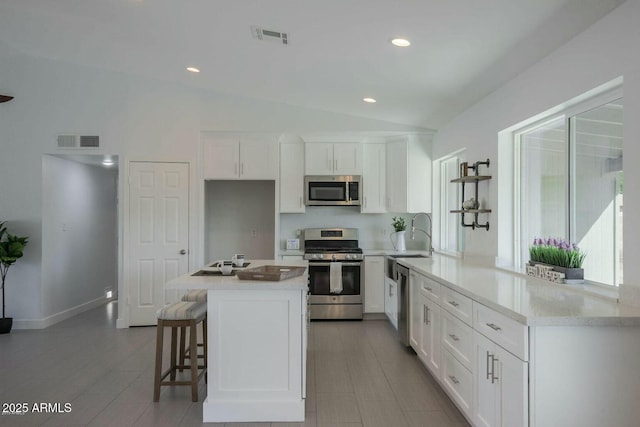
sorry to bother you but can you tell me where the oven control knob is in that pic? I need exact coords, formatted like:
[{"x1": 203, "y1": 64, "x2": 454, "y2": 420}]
[
  {"x1": 332, "y1": 254, "x2": 338, "y2": 261},
  {"x1": 345, "y1": 254, "x2": 352, "y2": 260},
  {"x1": 317, "y1": 254, "x2": 324, "y2": 260}
]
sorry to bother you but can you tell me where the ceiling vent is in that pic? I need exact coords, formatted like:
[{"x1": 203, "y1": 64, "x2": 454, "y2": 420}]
[
  {"x1": 56, "y1": 134, "x2": 100, "y2": 149},
  {"x1": 251, "y1": 26, "x2": 288, "y2": 45}
]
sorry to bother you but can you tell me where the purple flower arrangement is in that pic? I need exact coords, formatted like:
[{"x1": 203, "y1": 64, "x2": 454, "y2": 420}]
[{"x1": 529, "y1": 237, "x2": 586, "y2": 269}]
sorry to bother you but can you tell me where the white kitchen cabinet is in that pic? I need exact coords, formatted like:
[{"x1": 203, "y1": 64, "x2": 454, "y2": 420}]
[
  {"x1": 473, "y1": 330, "x2": 528, "y2": 427},
  {"x1": 441, "y1": 347, "x2": 473, "y2": 418},
  {"x1": 361, "y1": 143, "x2": 386, "y2": 213},
  {"x1": 384, "y1": 276, "x2": 398, "y2": 329},
  {"x1": 364, "y1": 256, "x2": 384, "y2": 313},
  {"x1": 203, "y1": 135, "x2": 278, "y2": 180},
  {"x1": 385, "y1": 135, "x2": 431, "y2": 213},
  {"x1": 418, "y1": 292, "x2": 441, "y2": 375},
  {"x1": 280, "y1": 142, "x2": 305, "y2": 213},
  {"x1": 410, "y1": 271, "x2": 441, "y2": 376},
  {"x1": 441, "y1": 309, "x2": 473, "y2": 371},
  {"x1": 305, "y1": 142, "x2": 362, "y2": 175}
]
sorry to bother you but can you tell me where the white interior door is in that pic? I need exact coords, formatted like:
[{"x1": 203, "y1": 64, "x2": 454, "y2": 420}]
[{"x1": 129, "y1": 162, "x2": 189, "y2": 326}]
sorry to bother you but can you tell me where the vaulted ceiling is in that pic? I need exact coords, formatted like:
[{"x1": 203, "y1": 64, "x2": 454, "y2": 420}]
[{"x1": 0, "y1": 0, "x2": 626, "y2": 129}]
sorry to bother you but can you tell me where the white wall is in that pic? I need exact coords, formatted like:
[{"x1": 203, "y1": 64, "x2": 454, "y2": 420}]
[
  {"x1": 39, "y1": 156, "x2": 117, "y2": 326},
  {"x1": 280, "y1": 208, "x2": 428, "y2": 252},
  {"x1": 0, "y1": 41, "x2": 423, "y2": 327},
  {"x1": 431, "y1": 0, "x2": 640, "y2": 302}
]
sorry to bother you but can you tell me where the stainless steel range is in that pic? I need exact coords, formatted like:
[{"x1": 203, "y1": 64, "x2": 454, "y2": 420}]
[{"x1": 303, "y1": 228, "x2": 363, "y2": 320}]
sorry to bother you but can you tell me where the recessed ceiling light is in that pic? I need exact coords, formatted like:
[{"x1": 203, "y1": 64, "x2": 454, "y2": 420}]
[
  {"x1": 363, "y1": 97, "x2": 377, "y2": 103},
  {"x1": 102, "y1": 159, "x2": 114, "y2": 167},
  {"x1": 186, "y1": 66, "x2": 200, "y2": 73},
  {"x1": 391, "y1": 38, "x2": 411, "y2": 47}
]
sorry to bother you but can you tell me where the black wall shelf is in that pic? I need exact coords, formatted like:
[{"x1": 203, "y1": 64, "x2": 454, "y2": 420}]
[{"x1": 450, "y1": 159, "x2": 491, "y2": 231}]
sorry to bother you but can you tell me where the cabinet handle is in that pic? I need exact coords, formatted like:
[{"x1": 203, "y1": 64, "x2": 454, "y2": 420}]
[
  {"x1": 240, "y1": 162, "x2": 244, "y2": 176},
  {"x1": 491, "y1": 356, "x2": 499, "y2": 384},
  {"x1": 449, "y1": 375, "x2": 460, "y2": 385},
  {"x1": 486, "y1": 351, "x2": 493, "y2": 380},
  {"x1": 334, "y1": 159, "x2": 338, "y2": 171},
  {"x1": 448, "y1": 300, "x2": 459, "y2": 307},
  {"x1": 389, "y1": 286, "x2": 393, "y2": 297},
  {"x1": 448, "y1": 333, "x2": 460, "y2": 342},
  {"x1": 425, "y1": 286, "x2": 433, "y2": 292},
  {"x1": 486, "y1": 323, "x2": 502, "y2": 331},
  {"x1": 425, "y1": 305, "x2": 430, "y2": 325}
]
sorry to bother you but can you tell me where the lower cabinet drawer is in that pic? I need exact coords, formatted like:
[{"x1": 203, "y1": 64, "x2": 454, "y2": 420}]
[
  {"x1": 441, "y1": 309, "x2": 473, "y2": 371},
  {"x1": 441, "y1": 349, "x2": 472, "y2": 417},
  {"x1": 441, "y1": 286, "x2": 473, "y2": 326},
  {"x1": 473, "y1": 302, "x2": 528, "y2": 361}
]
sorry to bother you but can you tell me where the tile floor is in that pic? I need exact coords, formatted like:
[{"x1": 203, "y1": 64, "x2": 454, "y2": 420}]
[{"x1": 0, "y1": 302, "x2": 470, "y2": 426}]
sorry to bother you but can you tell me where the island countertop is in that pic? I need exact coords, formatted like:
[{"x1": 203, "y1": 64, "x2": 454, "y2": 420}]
[
  {"x1": 398, "y1": 254, "x2": 640, "y2": 327},
  {"x1": 166, "y1": 259, "x2": 308, "y2": 291}
]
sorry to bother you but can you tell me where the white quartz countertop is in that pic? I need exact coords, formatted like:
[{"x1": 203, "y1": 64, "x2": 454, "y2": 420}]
[
  {"x1": 399, "y1": 254, "x2": 640, "y2": 327},
  {"x1": 166, "y1": 259, "x2": 308, "y2": 291}
]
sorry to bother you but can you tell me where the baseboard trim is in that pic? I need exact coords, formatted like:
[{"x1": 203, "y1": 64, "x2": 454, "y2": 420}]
[{"x1": 12, "y1": 296, "x2": 109, "y2": 329}]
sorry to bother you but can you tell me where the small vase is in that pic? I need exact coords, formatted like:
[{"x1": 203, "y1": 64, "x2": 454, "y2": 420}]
[{"x1": 393, "y1": 230, "x2": 407, "y2": 252}]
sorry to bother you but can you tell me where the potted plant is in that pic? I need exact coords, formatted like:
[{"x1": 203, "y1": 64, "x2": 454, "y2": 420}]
[
  {"x1": 0, "y1": 221, "x2": 28, "y2": 334},
  {"x1": 529, "y1": 237, "x2": 586, "y2": 282},
  {"x1": 391, "y1": 216, "x2": 407, "y2": 252}
]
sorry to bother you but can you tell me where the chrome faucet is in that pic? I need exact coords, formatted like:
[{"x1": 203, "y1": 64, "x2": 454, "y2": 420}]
[{"x1": 410, "y1": 212, "x2": 433, "y2": 256}]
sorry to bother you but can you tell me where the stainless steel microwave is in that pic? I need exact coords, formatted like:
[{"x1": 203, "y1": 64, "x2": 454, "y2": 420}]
[{"x1": 304, "y1": 175, "x2": 361, "y2": 206}]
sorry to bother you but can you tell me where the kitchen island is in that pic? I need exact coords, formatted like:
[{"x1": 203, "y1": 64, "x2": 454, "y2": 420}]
[{"x1": 166, "y1": 259, "x2": 308, "y2": 423}]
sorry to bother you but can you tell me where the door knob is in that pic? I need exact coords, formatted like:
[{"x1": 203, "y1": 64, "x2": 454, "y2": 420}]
[{"x1": 179, "y1": 249, "x2": 187, "y2": 255}]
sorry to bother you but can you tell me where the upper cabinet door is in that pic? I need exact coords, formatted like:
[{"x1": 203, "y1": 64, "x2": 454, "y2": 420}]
[
  {"x1": 385, "y1": 136, "x2": 431, "y2": 213},
  {"x1": 280, "y1": 142, "x2": 305, "y2": 213},
  {"x1": 333, "y1": 142, "x2": 362, "y2": 175},
  {"x1": 362, "y1": 143, "x2": 386, "y2": 213},
  {"x1": 240, "y1": 139, "x2": 278, "y2": 179},
  {"x1": 305, "y1": 142, "x2": 334, "y2": 175},
  {"x1": 305, "y1": 142, "x2": 362, "y2": 175},
  {"x1": 202, "y1": 135, "x2": 277, "y2": 180},
  {"x1": 203, "y1": 138, "x2": 240, "y2": 179}
]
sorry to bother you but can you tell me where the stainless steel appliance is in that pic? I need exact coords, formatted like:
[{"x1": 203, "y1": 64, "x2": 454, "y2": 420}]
[
  {"x1": 304, "y1": 228, "x2": 363, "y2": 319},
  {"x1": 304, "y1": 175, "x2": 361, "y2": 206},
  {"x1": 396, "y1": 264, "x2": 411, "y2": 346},
  {"x1": 385, "y1": 254, "x2": 429, "y2": 346}
]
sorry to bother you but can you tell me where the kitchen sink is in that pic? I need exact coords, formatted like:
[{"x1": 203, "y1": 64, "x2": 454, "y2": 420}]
[{"x1": 385, "y1": 254, "x2": 429, "y2": 281}]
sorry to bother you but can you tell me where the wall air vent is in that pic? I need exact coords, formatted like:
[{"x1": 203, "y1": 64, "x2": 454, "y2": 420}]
[
  {"x1": 80, "y1": 135, "x2": 100, "y2": 148},
  {"x1": 56, "y1": 134, "x2": 100, "y2": 149},
  {"x1": 251, "y1": 26, "x2": 288, "y2": 45},
  {"x1": 57, "y1": 135, "x2": 78, "y2": 148}
]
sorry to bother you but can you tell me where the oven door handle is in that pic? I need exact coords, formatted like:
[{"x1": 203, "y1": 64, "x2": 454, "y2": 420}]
[{"x1": 308, "y1": 262, "x2": 362, "y2": 267}]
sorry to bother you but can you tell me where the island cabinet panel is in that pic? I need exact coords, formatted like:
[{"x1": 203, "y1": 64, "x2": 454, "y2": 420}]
[
  {"x1": 529, "y1": 325, "x2": 640, "y2": 427},
  {"x1": 205, "y1": 288, "x2": 306, "y2": 422}
]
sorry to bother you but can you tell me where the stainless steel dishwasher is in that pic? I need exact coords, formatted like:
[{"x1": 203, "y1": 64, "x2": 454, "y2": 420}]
[{"x1": 396, "y1": 263, "x2": 411, "y2": 346}]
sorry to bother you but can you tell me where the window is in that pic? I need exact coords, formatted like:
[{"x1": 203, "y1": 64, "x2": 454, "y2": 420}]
[
  {"x1": 515, "y1": 93, "x2": 623, "y2": 286},
  {"x1": 437, "y1": 153, "x2": 464, "y2": 254}
]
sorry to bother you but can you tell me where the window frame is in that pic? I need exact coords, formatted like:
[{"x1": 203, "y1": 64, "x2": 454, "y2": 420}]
[{"x1": 512, "y1": 86, "x2": 623, "y2": 286}]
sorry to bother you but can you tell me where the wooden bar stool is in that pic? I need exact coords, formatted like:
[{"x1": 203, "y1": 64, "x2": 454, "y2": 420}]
[
  {"x1": 153, "y1": 301, "x2": 207, "y2": 402},
  {"x1": 179, "y1": 290, "x2": 207, "y2": 369}
]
